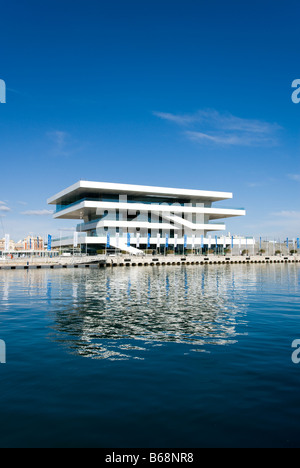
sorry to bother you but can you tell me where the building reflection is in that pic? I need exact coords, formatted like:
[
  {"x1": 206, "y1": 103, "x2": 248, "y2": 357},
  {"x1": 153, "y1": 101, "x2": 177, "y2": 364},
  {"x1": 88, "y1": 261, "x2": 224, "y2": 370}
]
[
  {"x1": 47, "y1": 266, "x2": 252, "y2": 360},
  {"x1": 0, "y1": 264, "x2": 298, "y2": 361}
]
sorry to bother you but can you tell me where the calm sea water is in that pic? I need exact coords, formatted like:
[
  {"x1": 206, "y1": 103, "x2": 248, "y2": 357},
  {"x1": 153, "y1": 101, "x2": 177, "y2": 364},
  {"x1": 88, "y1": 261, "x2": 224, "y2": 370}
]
[{"x1": 0, "y1": 264, "x2": 299, "y2": 448}]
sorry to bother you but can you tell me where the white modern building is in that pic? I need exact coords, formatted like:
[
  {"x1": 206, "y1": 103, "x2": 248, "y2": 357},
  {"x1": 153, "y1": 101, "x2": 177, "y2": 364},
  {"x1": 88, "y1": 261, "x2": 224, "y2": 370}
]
[{"x1": 48, "y1": 181, "x2": 249, "y2": 254}]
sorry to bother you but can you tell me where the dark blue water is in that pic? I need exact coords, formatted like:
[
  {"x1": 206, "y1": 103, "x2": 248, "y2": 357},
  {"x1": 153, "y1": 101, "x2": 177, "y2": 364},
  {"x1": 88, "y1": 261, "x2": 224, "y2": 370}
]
[{"x1": 0, "y1": 264, "x2": 299, "y2": 448}]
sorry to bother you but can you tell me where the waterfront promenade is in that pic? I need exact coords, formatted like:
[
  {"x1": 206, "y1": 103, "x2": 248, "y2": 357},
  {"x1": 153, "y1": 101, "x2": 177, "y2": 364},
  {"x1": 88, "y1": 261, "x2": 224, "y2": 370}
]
[{"x1": 0, "y1": 254, "x2": 299, "y2": 270}]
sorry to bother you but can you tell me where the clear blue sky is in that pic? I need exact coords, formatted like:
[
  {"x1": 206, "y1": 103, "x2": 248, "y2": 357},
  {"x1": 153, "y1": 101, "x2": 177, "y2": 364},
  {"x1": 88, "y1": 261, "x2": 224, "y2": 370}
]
[{"x1": 1, "y1": 0, "x2": 300, "y2": 241}]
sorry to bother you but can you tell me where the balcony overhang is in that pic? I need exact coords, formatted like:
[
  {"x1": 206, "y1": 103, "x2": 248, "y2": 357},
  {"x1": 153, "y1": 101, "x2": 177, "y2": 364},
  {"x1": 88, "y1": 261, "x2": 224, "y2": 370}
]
[
  {"x1": 48, "y1": 180, "x2": 233, "y2": 205},
  {"x1": 53, "y1": 200, "x2": 246, "y2": 221}
]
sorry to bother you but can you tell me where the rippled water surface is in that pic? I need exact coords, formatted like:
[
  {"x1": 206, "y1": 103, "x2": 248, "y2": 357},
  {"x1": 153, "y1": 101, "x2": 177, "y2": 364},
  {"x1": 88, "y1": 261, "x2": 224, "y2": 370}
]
[{"x1": 0, "y1": 264, "x2": 300, "y2": 447}]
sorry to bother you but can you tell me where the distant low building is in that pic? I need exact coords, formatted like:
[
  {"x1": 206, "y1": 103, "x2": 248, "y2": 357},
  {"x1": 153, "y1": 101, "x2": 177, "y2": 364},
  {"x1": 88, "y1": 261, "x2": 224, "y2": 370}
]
[
  {"x1": 14, "y1": 240, "x2": 25, "y2": 251},
  {"x1": 0, "y1": 238, "x2": 16, "y2": 252},
  {"x1": 0, "y1": 236, "x2": 45, "y2": 252},
  {"x1": 23, "y1": 236, "x2": 44, "y2": 251}
]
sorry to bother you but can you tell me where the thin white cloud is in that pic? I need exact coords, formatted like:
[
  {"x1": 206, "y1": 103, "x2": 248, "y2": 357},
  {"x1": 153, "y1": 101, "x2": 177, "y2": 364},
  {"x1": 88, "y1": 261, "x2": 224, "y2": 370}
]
[
  {"x1": 47, "y1": 130, "x2": 70, "y2": 157},
  {"x1": 272, "y1": 211, "x2": 300, "y2": 219},
  {"x1": 47, "y1": 130, "x2": 85, "y2": 157},
  {"x1": 153, "y1": 112, "x2": 195, "y2": 126},
  {"x1": 21, "y1": 210, "x2": 53, "y2": 216},
  {"x1": 288, "y1": 174, "x2": 300, "y2": 182},
  {"x1": 154, "y1": 109, "x2": 281, "y2": 147},
  {"x1": 185, "y1": 131, "x2": 277, "y2": 147},
  {"x1": 197, "y1": 110, "x2": 280, "y2": 134},
  {"x1": 17, "y1": 201, "x2": 28, "y2": 206},
  {"x1": 185, "y1": 131, "x2": 242, "y2": 145},
  {"x1": 0, "y1": 205, "x2": 11, "y2": 212},
  {"x1": 244, "y1": 211, "x2": 300, "y2": 238}
]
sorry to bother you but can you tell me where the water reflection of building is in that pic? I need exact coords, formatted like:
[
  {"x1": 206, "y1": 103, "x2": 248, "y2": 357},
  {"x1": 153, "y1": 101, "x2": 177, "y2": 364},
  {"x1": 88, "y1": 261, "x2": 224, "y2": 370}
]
[
  {"x1": 48, "y1": 266, "x2": 255, "y2": 360},
  {"x1": 0, "y1": 265, "x2": 298, "y2": 361}
]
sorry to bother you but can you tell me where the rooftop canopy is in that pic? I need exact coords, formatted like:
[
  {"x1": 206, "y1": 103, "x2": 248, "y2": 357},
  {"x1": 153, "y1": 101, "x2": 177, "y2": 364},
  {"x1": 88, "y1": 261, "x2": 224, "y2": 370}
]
[{"x1": 48, "y1": 180, "x2": 233, "y2": 205}]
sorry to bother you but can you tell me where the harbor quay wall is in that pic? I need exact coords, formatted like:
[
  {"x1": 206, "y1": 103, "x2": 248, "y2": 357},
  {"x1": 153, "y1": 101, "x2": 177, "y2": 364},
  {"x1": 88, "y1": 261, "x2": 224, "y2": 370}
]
[{"x1": 0, "y1": 254, "x2": 299, "y2": 271}]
